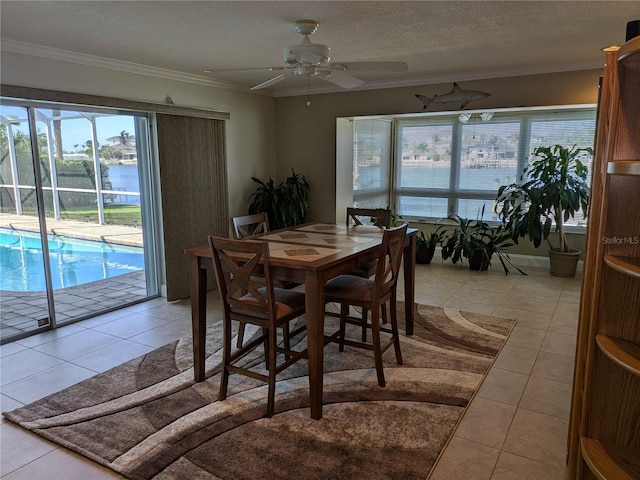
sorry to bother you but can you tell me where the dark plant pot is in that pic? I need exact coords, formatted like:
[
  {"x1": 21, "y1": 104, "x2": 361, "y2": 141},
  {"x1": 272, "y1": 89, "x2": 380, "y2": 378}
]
[
  {"x1": 469, "y1": 249, "x2": 490, "y2": 271},
  {"x1": 416, "y1": 245, "x2": 436, "y2": 264},
  {"x1": 549, "y1": 248, "x2": 580, "y2": 277}
]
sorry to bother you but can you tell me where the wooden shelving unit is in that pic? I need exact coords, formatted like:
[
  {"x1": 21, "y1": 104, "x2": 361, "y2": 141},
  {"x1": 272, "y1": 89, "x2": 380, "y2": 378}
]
[
  {"x1": 603, "y1": 255, "x2": 640, "y2": 279},
  {"x1": 596, "y1": 335, "x2": 640, "y2": 376},
  {"x1": 568, "y1": 34, "x2": 640, "y2": 480},
  {"x1": 581, "y1": 438, "x2": 640, "y2": 480},
  {"x1": 607, "y1": 160, "x2": 640, "y2": 176}
]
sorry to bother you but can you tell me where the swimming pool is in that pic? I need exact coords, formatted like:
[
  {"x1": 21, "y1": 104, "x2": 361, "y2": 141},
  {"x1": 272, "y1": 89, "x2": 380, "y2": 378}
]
[{"x1": 0, "y1": 228, "x2": 145, "y2": 292}]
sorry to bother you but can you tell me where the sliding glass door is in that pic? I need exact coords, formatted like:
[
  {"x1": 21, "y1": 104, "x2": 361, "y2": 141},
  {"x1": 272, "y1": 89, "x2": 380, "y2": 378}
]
[{"x1": 0, "y1": 100, "x2": 160, "y2": 343}]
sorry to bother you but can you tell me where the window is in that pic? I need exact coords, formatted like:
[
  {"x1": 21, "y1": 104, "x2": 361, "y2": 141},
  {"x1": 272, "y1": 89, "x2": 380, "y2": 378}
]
[
  {"x1": 0, "y1": 100, "x2": 160, "y2": 342},
  {"x1": 352, "y1": 118, "x2": 391, "y2": 208},
  {"x1": 345, "y1": 106, "x2": 596, "y2": 226}
]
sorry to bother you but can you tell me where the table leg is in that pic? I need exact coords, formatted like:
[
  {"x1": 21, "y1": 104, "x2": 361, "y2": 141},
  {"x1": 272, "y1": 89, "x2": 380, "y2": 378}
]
[
  {"x1": 404, "y1": 234, "x2": 416, "y2": 336},
  {"x1": 190, "y1": 255, "x2": 207, "y2": 382},
  {"x1": 305, "y1": 272, "x2": 325, "y2": 420}
]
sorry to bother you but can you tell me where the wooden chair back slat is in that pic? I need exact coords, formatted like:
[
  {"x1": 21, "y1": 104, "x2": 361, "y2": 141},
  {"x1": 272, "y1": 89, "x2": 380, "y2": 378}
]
[
  {"x1": 346, "y1": 207, "x2": 391, "y2": 228},
  {"x1": 231, "y1": 212, "x2": 270, "y2": 239}
]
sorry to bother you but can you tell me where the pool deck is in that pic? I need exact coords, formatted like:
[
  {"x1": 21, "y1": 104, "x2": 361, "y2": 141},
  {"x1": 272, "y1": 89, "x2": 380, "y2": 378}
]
[{"x1": 0, "y1": 214, "x2": 143, "y2": 247}]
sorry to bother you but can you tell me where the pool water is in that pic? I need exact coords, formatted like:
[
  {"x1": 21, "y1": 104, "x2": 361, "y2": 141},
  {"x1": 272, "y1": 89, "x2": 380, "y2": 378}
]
[{"x1": 0, "y1": 228, "x2": 145, "y2": 292}]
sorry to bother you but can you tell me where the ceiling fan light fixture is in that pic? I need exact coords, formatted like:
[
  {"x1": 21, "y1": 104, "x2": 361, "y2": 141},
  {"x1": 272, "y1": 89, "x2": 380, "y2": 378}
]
[
  {"x1": 296, "y1": 65, "x2": 316, "y2": 76},
  {"x1": 284, "y1": 43, "x2": 330, "y2": 65}
]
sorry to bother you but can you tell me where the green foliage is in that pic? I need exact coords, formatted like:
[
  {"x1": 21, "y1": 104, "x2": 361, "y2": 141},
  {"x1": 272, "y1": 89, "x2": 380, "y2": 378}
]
[
  {"x1": 416, "y1": 230, "x2": 444, "y2": 249},
  {"x1": 389, "y1": 209, "x2": 403, "y2": 227},
  {"x1": 1, "y1": 124, "x2": 111, "y2": 210},
  {"x1": 438, "y1": 209, "x2": 525, "y2": 275},
  {"x1": 495, "y1": 144, "x2": 591, "y2": 252},
  {"x1": 99, "y1": 144, "x2": 123, "y2": 161},
  {"x1": 248, "y1": 169, "x2": 310, "y2": 229}
]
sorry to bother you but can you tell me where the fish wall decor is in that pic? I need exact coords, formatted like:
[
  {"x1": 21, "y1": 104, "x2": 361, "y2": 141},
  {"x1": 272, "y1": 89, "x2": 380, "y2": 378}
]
[{"x1": 415, "y1": 83, "x2": 491, "y2": 110}]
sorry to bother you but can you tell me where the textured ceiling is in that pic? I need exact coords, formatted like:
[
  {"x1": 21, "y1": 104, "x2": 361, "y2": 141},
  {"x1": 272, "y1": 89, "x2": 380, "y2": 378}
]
[{"x1": 1, "y1": 1, "x2": 639, "y2": 96}]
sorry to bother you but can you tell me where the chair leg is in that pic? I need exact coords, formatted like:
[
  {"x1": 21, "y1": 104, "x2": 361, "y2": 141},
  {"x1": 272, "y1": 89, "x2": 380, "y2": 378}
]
[
  {"x1": 262, "y1": 327, "x2": 270, "y2": 367},
  {"x1": 339, "y1": 303, "x2": 348, "y2": 352},
  {"x1": 389, "y1": 296, "x2": 403, "y2": 365},
  {"x1": 266, "y1": 326, "x2": 278, "y2": 418},
  {"x1": 218, "y1": 316, "x2": 232, "y2": 401},
  {"x1": 282, "y1": 323, "x2": 291, "y2": 360},
  {"x1": 361, "y1": 308, "x2": 368, "y2": 342},
  {"x1": 370, "y1": 306, "x2": 386, "y2": 387},
  {"x1": 236, "y1": 321, "x2": 246, "y2": 348}
]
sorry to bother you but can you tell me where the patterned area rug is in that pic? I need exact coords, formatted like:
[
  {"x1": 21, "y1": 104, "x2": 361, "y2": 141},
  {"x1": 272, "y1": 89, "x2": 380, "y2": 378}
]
[{"x1": 3, "y1": 303, "x2": 515, "y2": 480}]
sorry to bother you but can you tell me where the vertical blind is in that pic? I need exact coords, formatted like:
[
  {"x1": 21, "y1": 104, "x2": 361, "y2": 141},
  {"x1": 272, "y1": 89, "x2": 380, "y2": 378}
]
[{"x1": 156, "y1": 114, "x2": 228, "y2": 300}]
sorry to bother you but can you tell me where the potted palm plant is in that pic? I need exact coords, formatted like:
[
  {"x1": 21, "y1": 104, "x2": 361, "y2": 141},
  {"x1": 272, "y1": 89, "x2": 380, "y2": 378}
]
[
  {"x1": 495, "y1": 144, "x2": 592, "y2": 277},
  {"x1": 248, "y1": 169, "x2": 310, "y2": 229}
]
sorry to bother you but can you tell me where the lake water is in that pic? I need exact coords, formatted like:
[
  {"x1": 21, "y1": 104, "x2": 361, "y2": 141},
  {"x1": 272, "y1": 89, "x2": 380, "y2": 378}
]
[
  {"x1": 357, "y1": 164, "x2": 519, "y2": 191},
  {"x1": 107, "y1": 164, "x2": 141, "y2": 205},
  {"x1": 356, "y1": 164, "x2": 517, "y2": 219}
]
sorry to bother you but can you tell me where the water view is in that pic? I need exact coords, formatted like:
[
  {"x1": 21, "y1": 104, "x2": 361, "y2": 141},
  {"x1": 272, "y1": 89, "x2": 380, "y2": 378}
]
[{"x1": 107, "y1": 164, "x2": 141, "y2": 205}]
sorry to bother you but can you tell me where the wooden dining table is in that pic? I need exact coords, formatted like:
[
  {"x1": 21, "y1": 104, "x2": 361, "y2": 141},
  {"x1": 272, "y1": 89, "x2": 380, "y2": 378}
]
[{"x1": 184, "y1": 222, "x2": 417, "y2": 420}]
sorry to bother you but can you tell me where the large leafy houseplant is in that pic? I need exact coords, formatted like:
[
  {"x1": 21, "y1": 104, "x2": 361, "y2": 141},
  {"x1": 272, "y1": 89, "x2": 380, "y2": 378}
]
[
  {"x1": 495, "y1": 145, "x2": 591, "y2": 253},
  {"x1": 248, "y1": 169, "x2": 310, "y2": 229},
  {"x1": 439, "y1": 212, "x2": 524, "y2": 275}
]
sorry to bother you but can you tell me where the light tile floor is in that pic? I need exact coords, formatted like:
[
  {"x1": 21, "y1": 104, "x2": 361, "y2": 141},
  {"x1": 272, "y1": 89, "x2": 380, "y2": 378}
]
[{"x1": 0, "y1": 261, "x2": 580, "y2": 479}]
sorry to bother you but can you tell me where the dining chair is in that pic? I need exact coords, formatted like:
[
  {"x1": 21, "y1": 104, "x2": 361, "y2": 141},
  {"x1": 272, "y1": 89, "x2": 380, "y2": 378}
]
[
  {"x1": 230, "y1": 212, "x2": 270, "y2": 239},
  {"x1": 324, "y1": 223, "x2": 407, "y2": 387},
  {"x1": 346, "y1": 207, "x2": 392, "y2": 279},
  {"x1": 230, "y1": 212, "x2": 299, "y2": 349},
  {"x1": 208, "y1": 235, "x2": 307, "y2": 417},
  {"x1": 343, "y1": 207, "x2": 393, "y2": 340},
  {"x1": 346, "y1": 207, "x2": 392, "y2": 229}
]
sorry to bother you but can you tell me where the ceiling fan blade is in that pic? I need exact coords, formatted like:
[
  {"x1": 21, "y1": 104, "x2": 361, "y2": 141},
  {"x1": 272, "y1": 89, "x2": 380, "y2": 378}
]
[
  {"x1": 250, "y1": 72, "x2": 295, "y2": 90},
  {"x1": 205, "y1": 66, "x2": 289, "y2": 74},
  {"x1": 323, "y1": 70, "x2": 364, "y2": 89},
  {"x1": 331, "y1": 62, "x2": 409, "y2": 72}
]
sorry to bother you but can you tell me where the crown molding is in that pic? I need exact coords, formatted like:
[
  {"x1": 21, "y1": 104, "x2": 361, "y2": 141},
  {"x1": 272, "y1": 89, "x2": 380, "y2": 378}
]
[{"x1": 0, "y1": 39, "x2": 248, "y2": 92}]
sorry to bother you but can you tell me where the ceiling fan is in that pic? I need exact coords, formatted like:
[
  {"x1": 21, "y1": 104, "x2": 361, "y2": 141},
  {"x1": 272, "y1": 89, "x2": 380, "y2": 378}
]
[{"x1": 205, "y1": 20, "x2": 408, "y2": 91}]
